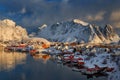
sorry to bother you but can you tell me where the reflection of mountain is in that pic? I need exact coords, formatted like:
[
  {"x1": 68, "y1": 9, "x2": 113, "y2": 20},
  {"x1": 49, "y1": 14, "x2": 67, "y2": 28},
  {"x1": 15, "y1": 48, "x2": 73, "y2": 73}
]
[{"x1": 0, "y1": 51, "x2": 26, "y2": 71}]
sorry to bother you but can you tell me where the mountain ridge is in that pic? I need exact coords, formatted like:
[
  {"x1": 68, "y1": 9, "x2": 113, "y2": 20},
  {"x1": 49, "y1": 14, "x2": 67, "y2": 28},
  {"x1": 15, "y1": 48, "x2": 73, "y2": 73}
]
[{"x1": 37, "y1": 19, "x2": 120, "y2": 43}]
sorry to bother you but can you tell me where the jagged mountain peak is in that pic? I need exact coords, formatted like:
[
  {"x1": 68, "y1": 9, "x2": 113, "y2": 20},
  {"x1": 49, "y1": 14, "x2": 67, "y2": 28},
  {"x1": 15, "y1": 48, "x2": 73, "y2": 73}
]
[
  {"x1": 37, "y1": 19, "x2": 120, "y2": 43},
  {"x1": 1, "y1": 19, "x2": 16, "y2": 27},
  {"x1": 105, "y1": 24, "x2": 114, "y2": 33},
  {"x1": 38, "y1": 24, "x2": 47, "y2": 30},
  {"x1": 73, "y1": 19, "x2": 89, "y2": 26}
]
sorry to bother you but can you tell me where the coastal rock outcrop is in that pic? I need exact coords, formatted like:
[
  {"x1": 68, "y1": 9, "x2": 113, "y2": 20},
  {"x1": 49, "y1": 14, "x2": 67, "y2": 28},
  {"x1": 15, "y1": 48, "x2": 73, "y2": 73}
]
[{"x1": 0, "y1": 19, "x2": 28, "y2": 42}]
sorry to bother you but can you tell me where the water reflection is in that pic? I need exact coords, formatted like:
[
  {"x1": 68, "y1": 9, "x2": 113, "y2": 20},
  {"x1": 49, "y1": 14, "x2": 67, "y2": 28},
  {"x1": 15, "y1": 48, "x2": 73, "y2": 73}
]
[
  {"x1": 0, "y1": 51, "x2": 26, "y2": 71},
  {"x1": 1, "y1": 47, "x2": 119, "y2": 80},
  {"x1": 49, "y1": 54, "x2": 120, "y2": 80},
  {"x1": 31, "y1": 53, "x2": 51, "y2": 63}
]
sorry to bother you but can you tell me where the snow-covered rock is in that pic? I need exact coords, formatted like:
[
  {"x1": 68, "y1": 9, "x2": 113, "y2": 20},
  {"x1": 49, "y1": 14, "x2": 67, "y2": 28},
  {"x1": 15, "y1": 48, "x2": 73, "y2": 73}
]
[
  {"x1": 73, "y1": 19, "x2": 89, "y2": 26},
  {"x1": 37, "y1": 19, "x2": 119, "y2": 43},
  {"x1": 2, "y1": 19, "x2": 16, "y2": 27},
  {"x1": 0, "y1": 19, "x2": 28, "y2": 42},
  {"x1": 38, "y1": 24, "x2": 47, "y2": 30}
]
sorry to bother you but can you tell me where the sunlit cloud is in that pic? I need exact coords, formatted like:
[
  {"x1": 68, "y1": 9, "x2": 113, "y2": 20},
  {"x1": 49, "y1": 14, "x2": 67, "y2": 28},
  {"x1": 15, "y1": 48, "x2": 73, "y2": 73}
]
[
  {"x1": 0, "y1": 0, "x2": 120, "y2": 33},
  {"x1": 112, "y1": 22, "x2": 120, "y2": 28},
  {"x1": 110, "y1": 10, "x2": 120, "y2": 21},
  {"x1": 110, "y1": 10, "x2": 120, "y2": 28},
  {"x1": 86, "y1": 11, "x2": 106, "y2": 21}
]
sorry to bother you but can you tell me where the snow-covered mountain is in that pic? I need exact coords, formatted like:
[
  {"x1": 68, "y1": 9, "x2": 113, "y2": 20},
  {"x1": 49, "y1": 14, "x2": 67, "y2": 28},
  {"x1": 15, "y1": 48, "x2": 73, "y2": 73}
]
[
  {"x1": 0, "y1": 19, "x2": 28, "y2": 42},
  {"x1": 37, "y1": 19, "x2": 120, "y2": 43}
]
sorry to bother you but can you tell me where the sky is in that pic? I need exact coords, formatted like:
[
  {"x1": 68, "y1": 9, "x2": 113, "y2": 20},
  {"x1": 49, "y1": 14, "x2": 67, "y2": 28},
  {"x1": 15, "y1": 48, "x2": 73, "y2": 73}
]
[{"x1": 0, "y1": 0, "x2": 120, "y2": 33}]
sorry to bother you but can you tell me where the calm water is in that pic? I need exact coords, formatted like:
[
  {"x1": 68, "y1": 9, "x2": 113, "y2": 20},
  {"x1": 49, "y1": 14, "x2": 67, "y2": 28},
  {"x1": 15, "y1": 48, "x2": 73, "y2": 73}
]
[{"x1": 0, "y1": 49, "x2": 107, "y2": 80}]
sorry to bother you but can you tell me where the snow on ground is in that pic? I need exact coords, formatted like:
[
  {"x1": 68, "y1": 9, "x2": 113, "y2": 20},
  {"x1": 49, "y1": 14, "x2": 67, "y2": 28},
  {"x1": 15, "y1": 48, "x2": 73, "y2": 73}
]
[{"x1": 44, "y1": 44, "x2": 120, "y2": 80}]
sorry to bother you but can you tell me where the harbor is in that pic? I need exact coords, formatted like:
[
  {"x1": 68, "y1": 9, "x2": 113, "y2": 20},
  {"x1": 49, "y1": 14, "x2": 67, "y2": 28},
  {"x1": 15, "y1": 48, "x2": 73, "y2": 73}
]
[{"x1": 0, "y1": 41, "x2": 120, "y2": 80}]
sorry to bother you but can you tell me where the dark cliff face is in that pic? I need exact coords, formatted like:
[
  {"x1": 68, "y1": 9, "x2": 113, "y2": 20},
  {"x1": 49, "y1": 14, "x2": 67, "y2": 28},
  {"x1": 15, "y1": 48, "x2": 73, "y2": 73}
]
[
  {"x1": 91, "y1": 25, "x2": 105, "y2": 41},
  {"x1": 104, "y1": 24, "x2": 115, "y2": 39},
  {"x1": 38, "y1": 19, "x2": 120, "y2": 43},
  {"x1": 91, "y1": 24, "x2": 118, "y2": 42}
]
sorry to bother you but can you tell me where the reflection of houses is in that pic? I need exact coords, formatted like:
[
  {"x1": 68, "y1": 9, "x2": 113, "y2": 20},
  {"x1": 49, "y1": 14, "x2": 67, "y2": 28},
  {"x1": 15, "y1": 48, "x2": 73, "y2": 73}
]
[
  {"x1": 32, "y1": 53, "x2": 51, "y2": 63},
  {"x1": 0, "y1": 51, "x2": 26, "y2": 71}
]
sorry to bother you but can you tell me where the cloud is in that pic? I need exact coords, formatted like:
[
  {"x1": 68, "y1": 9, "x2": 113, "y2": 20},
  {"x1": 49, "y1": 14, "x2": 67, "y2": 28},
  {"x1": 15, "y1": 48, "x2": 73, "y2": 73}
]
[
  {"x1": 110, "y1": 10, "x2": 120, "y2": 21},
  {"x1": 0, "y1": 0, "x2": 120, "y2": 33},
  {"x1": 86, "y1": 11, "x2": 106, "y2": 21},
  {"x1": 109, "y1": 10, "x2": 120, "y2": 28},
  {"x1": 113, "y1": 22, "x2": 120, "y2": 27},
  {"x1": 62, "y1": 0, "x2": 69, "y2": 3},
  {"x1": 20, "y1": 7, "x2": 26, "y2": 14}
]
